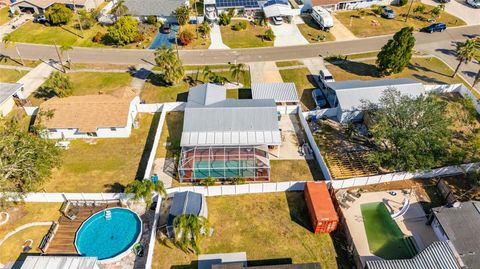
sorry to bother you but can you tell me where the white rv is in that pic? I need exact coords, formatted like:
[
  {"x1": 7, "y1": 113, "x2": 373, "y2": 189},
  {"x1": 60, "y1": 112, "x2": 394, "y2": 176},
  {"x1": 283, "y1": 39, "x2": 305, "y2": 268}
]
[{"x1": 311, "y1": 6, "x2": 333, "y2": 31}]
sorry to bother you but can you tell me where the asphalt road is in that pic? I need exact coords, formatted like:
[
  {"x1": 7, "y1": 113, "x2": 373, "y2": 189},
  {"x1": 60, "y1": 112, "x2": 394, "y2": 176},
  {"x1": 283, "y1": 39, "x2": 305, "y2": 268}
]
[{"x1": 1, "y1": 25, "x2": 479, "y2": 87}]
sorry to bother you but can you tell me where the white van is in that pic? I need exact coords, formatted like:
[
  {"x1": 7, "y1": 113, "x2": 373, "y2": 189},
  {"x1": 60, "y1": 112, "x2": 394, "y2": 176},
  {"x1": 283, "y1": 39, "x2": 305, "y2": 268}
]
[{"x1": 311, "y1": 6, "x2": 333, "y2": 31}]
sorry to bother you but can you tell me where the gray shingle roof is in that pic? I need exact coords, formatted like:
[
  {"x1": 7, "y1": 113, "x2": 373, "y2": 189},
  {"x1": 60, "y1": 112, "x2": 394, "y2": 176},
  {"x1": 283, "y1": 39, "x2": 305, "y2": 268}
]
[
  {"x1": 252, "y1": 82, "x2": 299, "y2": 103},
  {"x1": 124, "y1": 0, "x2": 187, "y2": 17},
  {"x1": 366, "y1": 241, "x2": 461, "y2": 269},
  {"x1": 432, "y1": 201, "x2": 480, "y2": 268},
  {"x1": 0, "y1": 83, "x2": 23, "y2": 106},
  {"x1": 327, "y1": 78, "x2": 425, "y2": 111},
  {"x1": 181, "y1": 84, "x2": 281, "y2": 147}
]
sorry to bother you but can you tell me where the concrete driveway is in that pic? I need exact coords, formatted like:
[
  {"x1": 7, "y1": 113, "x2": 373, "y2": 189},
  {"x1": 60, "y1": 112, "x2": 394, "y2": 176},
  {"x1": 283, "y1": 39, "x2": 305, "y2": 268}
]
[
  {"x1": 269, "y1": 22, "x2": 309, "y2": 47},
  {"x1": 422, "y1": 0, "x2": 480, "y2": 25}
]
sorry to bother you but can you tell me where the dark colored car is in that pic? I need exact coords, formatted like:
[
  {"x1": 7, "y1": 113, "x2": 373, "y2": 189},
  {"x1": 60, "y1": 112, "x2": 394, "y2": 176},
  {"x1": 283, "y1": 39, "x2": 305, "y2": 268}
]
[
  {"x1": 161, "y1": 23, "x2": 172, "y2": 33},
  {"x1": 380, "y1": 6, "x2": 396, "y2": 19},
  {"x1": 312, "y1": 89, "x2": 327, "y2": 108},
  {"x1": 421, "y1": 23, "x2": 447, "y2": 33},
  {"x1": 436, "y1": 0, "x2": 450, "y2": 3},
  {"x1": 34, "y1": 14, "x2": 47, "y2": 23}
]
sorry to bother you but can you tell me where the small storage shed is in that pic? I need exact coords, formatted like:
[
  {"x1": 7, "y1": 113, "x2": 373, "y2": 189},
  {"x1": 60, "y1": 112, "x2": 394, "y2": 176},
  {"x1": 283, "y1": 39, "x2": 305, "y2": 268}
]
[
  {"x1": 304, "y1": 182, "x2": 338, "y2": 233},
  {"x1": 166, "y1": 191, "x2": 208, "y2": 238}
]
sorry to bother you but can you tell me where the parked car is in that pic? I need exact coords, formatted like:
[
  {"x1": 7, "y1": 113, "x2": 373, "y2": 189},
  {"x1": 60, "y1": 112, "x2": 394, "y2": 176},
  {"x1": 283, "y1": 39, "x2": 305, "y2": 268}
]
[
  {"x1": 421, "y1": 23, "x2": 447, "y2": 33},
  {"x1": 380, "y1": 6, "x2": 396, "y2": 19},
  {"x1": 316, "y1": 69, "x2": 335, "y2": 89},
  {"x1": 272, "y1": 16, "x2": 283, "y2": 25},
  {"x1": 161, "y1": 23, "x2": 172, "y2": 33},
  {"x1": 34, "y1": 14, "x2": 46, "y2": 23},
  {"x1": 436, "y1": 0, "x2": 450, "y2": 3},
  {"x1": 466, "y1": 0, "x2": 480, "y2": 8},
  {"x1": 312, "y1": 89, "x2": 327, "y2": 108}
]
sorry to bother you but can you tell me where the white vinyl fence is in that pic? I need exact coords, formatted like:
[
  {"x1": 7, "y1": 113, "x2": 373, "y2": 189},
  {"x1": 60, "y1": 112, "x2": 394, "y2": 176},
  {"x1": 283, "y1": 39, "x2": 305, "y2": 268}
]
[{"x1": 136, "y1": 102, "x2": 186, "y2": 113}]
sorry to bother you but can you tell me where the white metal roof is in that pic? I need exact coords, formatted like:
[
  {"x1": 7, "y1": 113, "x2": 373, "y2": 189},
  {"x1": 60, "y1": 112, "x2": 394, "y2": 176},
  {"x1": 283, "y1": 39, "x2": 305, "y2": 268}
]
[
  {"x1": 0, "y1": 83, "x2": 23, "y2": 106},
  {"x1": 328, "y1": 78, "x2": 426, "y2": 111},
  {"x1": 20, "y1": 256, "x2": 98, "y2": 269},
  {"x1": 251, "y1": 82, "x2": 299, "y2": 103},
  {"x1": 262, "y1": 0, "x2": 293, "y2": 17}
]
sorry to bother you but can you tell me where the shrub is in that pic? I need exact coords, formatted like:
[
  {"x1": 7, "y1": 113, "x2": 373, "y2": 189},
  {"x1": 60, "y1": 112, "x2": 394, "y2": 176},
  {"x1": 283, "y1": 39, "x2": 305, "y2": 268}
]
[
  {"x1": 44, "y1": 4, "x2": 73, "y2": 25},
  {"x1": 146, "y1": 15, "x2": 157, "y2": 25},
  {"x1": 92, "y1": 31, "x2": 104, "y2": 43},
  {"x1": 264, "y1": 29, "x2": 275, "y2": 41},
  {"x1": 178, "y1": 29, "x2": 195, "y2": 45},
  {"x1": 373, "y1": 5, "x2": 383, "y2": 15},
  {"x1": 106, "y1": 16, "x2": 139, "y2": 45},
  {"x1": 218, "y1": 12, "x2": 231, "y2": 26},
  {"x1": 232, "y1": 21, "x2": 247, "y2": 31},
  {"x1": 397, "y1": 0, "x2": 408, "y2": 6}
]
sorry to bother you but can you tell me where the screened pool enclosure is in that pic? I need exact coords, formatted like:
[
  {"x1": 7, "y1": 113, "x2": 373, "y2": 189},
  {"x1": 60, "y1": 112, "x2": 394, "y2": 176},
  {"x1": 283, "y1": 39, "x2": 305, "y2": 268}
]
[{"x1": 178, "y1": 146, "x2": 271, "y2": 182}]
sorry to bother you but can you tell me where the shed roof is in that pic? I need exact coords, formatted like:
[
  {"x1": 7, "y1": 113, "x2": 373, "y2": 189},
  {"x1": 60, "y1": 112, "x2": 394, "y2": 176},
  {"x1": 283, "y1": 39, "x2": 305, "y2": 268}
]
[
  {"x1": 125, "y1": 0, "x2": 187, "y2": 17},
  {"x1": 251, "y1": 82, "x2": 299, "y2": 103},
  {"x1": 38, "y1": 87, "x2": 138, "y2": 132},
  {"x1": 432, "y1": 201, "x2": 480, "y2": 268},
  {"x1": 328, "y1": 78, "x2": 425, "y2": 111},
  {"x1": 0, "y1": 82, "x2": 23, "y2": 106},
  {"x1": 167, "y1": 191, "x2": 206, "y2": 236},
  {"x1": 181, "y1": 84, "x2": 281, "y2": 147},
  {"x1": 20, "y1": 256, "x2": 98, "y2": 269},
  {"x1": 366, "y1": 241, "x2": 461, "y2": 269}
]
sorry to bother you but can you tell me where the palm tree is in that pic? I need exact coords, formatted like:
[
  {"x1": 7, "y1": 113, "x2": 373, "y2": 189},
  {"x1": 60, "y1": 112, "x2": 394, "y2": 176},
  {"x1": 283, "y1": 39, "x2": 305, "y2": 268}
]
[
  {"x1": 53, "y1": 42, "x2": 66, "y2": 73},
  {"x1": 173, "y1": 214, "x2": 209, "y2": 254},
  {"x1": 154, "y1": 46, "x2": 185, "y2": 84},
  {"x1": 229, "y1": 63, "x2": 247, "y2": 85},
  {"x1": 2, "y1": 34, "x2": 24, "y2": 66},
  {"x1": 111, "y1": 0, "x2": 129, "y2": 20},
  {"x1": 124, "y1": 179, "x2": 167, "y2": 207},
  {"x1": 452, "y1": 39, "x2": 477, "y2": 78},
  {"x1": 60, "y1": 44, "x2": 73, "y2": 69}
]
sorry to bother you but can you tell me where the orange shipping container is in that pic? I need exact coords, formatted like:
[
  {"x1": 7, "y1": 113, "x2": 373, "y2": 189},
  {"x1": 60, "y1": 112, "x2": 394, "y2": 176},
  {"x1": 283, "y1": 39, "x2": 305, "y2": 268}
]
[{"x1": 304, "y1": 182, "x2": 339, "y2": 234}]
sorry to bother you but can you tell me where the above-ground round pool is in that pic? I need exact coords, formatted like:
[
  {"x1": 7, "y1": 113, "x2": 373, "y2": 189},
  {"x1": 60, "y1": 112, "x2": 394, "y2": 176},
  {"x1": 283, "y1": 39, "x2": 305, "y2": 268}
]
[{"x1": 75, "y1": 208, "x2": 142, "y2": 261}]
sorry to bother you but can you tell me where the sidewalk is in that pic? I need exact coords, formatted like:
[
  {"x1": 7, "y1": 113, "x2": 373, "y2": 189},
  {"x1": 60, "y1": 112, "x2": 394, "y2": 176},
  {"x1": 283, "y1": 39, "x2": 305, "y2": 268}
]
[{"x1": 208, "y1": 23, "x2": 229, "y2": 50}]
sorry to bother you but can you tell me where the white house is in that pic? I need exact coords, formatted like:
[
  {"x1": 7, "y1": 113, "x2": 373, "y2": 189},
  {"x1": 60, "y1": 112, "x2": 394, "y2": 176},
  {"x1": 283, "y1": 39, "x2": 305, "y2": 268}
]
[
  {"x1": 11, "y1": 0, "x2": 102, "y2": 14},
  {"x1": 0, "y1": 82, "x2": 25, "y2": 116},
  {"x1": 323, "y1": 78, "x2": 426, "y2": 123},
  {"x1": 37, "y1": 87, "x2": 140, "y2": 139}
]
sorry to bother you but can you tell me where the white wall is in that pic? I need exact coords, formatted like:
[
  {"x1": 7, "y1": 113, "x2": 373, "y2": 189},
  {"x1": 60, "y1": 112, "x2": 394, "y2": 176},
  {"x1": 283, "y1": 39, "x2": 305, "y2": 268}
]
[
  {"x1": 0, "y1": 97, "x2": 15, "y2": 116},
  {"x1": 277, "y1": 105, "x2": 299, "y2": 115}
]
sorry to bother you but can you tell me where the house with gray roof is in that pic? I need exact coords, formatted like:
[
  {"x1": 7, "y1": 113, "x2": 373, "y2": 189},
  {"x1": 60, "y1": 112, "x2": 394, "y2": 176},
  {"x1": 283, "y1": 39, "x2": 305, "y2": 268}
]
[
  {"x1": 124, "y1": 0, "x2": 189, "y2": 22},
  {"x1": 178, "y1": 83, "x2": 281, "y2": 182},
  {"x1": 429, "y1": 201, "x2": 480, "y2": 269},
  {"x1": 322, "y1": 78, "x2": 426, "y2": 123},
  {"x1": 0, "y1": 83, "x2": 25, "y2": 116},
  {"x1": 252, "y1": 82, "x2": 299, "y2": 114},
  {"x1": 366, "y1": 241, "x2": 462, "y2": 269}
]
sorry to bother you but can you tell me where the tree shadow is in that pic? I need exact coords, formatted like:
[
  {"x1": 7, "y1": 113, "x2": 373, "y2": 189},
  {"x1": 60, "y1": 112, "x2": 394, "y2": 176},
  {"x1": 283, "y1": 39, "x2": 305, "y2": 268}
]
[
  {"x1": 59, "y1": 25, "x2": 83, "y2": 38},
  {"x1": 135, "y1": 112, "x2": 162, "y2": 180},
  {"x1": 33, "y1": 87, "x2": 56, "y2": 100},
  {"x1": 332, "y1": 60, "x2": 380, "y2": 78},
  {"x1": 0, "y1": 54, "x2": 22, "y2": 66},
  {"x1": 408, "y1": 62, "x2": 451, "y2": 77},
  {"x1": 285, "y1": 191, "x2": 312, "y2": 231},
  {"x1": 247, "y1": 258, "x2": 293, "y2": 267},
  {"x1": 435, "y1": 48, "x2": 456, "y2": 57},
  {"x1": 411, "y1": 74, "x2": 447, "y2": 85},
  {"x1": 104, "y1": 182, "x2": 126, "y2": 192},
  {"x1": 462, "y1": 70, "x2": 477, "y2": 79},
  {"x1": 149, "y1": 73, "x2": 171, "y2": 87}
]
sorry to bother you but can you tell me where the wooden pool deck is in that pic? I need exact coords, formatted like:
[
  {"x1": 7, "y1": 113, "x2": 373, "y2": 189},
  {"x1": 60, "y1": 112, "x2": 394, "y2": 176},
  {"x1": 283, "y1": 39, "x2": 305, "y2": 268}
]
[{"x1": 47, "y1": 202, "x2": 121, "y2": 254}]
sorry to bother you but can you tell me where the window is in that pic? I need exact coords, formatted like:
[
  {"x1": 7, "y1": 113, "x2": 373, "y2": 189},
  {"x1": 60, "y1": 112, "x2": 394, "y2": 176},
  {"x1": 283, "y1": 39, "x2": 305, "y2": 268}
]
[
  {"x1": 110, "y1": 127, "x2": 117, "y2": 131},
  {"x1": 87, "y1": 132, "x2": 98, "y2": 137},
  {"x1": 50, "y1": 129, "x2": 57, "y2": 132}
]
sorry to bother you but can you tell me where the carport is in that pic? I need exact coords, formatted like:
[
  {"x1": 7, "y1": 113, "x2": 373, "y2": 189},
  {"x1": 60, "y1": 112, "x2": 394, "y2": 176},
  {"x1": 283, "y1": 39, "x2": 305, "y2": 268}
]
[{"x1": 262, "y1": 0, "x2": 294, "y2": 18}]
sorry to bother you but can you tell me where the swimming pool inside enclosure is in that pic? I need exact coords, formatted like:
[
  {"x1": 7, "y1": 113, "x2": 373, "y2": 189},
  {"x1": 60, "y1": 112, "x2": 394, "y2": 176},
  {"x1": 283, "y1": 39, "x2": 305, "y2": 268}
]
[
  {"x1": 178, "y1": 146, "x2": 271, "y2": 182},
  {"x1": 360, "y1": 202, "x2": 417, "y2": 260},
  {"x1": 75, "y1": 208, "x2": 142, "y2": 261}
]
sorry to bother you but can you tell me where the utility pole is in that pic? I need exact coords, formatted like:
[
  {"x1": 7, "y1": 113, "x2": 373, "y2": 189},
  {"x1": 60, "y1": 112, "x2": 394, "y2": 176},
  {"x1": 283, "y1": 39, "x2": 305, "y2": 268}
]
[
  {"x1": 72, "y1": 0, "x2": 84, "y2": 38},
  {"x1": 405, "y1": 0, "x2": 415, "y2": 23},
  {"x1": 54, "y1": 41, "x2": 66, "y2": 73}
]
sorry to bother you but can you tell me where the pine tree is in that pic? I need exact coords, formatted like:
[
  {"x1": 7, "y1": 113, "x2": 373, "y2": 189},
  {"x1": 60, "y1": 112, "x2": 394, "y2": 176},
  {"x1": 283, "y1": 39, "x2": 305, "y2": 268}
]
[{"x1": 376, "y1": 27, "x2": 415, "y2": 76}]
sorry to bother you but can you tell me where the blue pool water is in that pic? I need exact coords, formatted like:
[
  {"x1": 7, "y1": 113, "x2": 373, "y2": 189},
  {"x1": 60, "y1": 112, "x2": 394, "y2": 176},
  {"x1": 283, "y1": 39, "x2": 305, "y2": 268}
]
[{"x1": 75, "y1": 208, "x2": 141, "y2": 260}]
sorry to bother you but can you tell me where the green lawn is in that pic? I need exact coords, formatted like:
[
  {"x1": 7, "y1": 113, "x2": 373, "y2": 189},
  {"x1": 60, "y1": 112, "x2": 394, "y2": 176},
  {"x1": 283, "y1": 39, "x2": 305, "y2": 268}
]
[
  {"x1": 326, "y1": 56, "x2": 478, "y2": 97},
  {"x1": 182, "y1": 64, "x2": 232, "y2": 71},
  {"x1": 43, "y1": 113, "x2": 155, "y2": 192},
  {"x1": 220, "y1": 20, "x2": 273, "y2": 48},
  {"x1": 180, "y1": 24, "x2": 211, "y2": 49},
  {"x1": 335, "y1": 3, "x2": 465, "y2": 37},
  {"x1": 153, "y1": 192, "x2": 345, "y2": 269},
  {"x1": 0, "y1": 203, "x2": 61, "y2": 264},
  {"x1": 29, "y1": 72, "x2": 132, "y2": 105},
  {"x1": 270, "y1": 160, "x2": 323, "y2": 181},
  {"x1": 276, "y1": 60, "x2": 304, "y2": 68},
  {"x1": 0, "y1": 68, "x2": 28, "y2": 82},
  {"x1": 297, "y1": 15, "x2": 335, "y2": 43},
  {"x1": 141, "y1": 69, "x2": 251, "y2": 103},
  {"x1": 0, "y1": 57, "x2": 40, "y2": 68},
  {"x1": 279, "y1": 68, "x2": 316, "y2": 110},
  {"x1": 0, "y1": 7, "x2": 10, "y2": 26}
]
